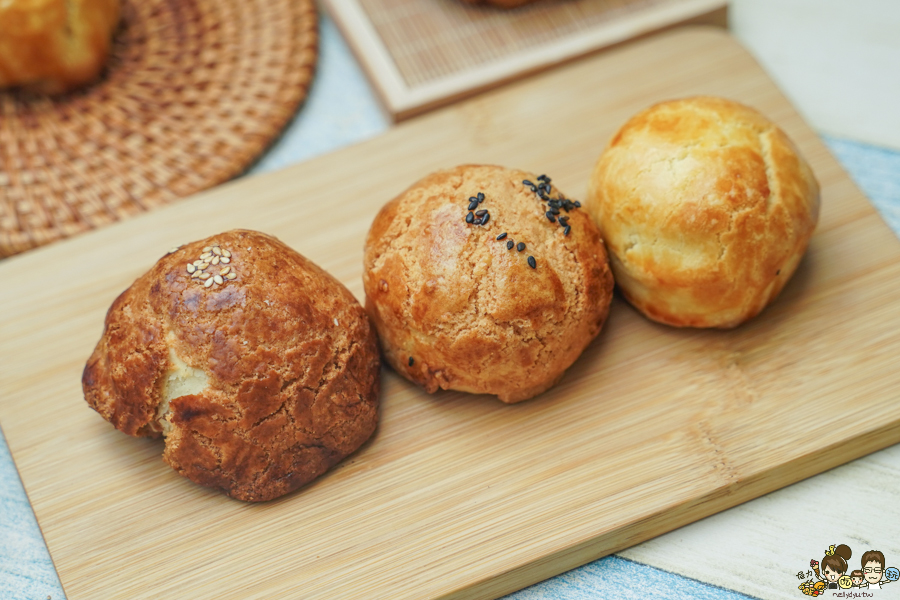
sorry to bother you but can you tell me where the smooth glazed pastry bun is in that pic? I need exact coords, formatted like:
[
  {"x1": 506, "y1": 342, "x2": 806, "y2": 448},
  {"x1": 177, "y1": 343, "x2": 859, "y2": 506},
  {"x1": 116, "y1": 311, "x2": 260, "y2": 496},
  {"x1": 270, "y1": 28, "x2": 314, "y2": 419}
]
[
  {"x1": 364, "y1": 164, "x2": 614, "y2": 403},
  {"x1": 586, "y1": 96, "x2": 820, "y2": 328}
]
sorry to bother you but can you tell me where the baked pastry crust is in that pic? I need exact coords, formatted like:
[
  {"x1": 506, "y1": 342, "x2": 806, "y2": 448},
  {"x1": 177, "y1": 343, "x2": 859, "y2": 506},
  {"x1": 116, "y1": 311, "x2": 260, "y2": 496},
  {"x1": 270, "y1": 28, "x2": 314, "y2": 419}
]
[
  {"x1": 83, "y1": 230, "x2": 380, "y2": 502},
  {"x1": 364, "y1": 164, "x2": 614, "y2": 403},
  {"x1": 458, "y1": 0, "x2": 541, "y2": 8},
  {"x1": 0, "y1": 0, "x2": 120, "y2": 93},
  {"x1": 586, "y1": 96, "x2": 820, "y2": 328}
]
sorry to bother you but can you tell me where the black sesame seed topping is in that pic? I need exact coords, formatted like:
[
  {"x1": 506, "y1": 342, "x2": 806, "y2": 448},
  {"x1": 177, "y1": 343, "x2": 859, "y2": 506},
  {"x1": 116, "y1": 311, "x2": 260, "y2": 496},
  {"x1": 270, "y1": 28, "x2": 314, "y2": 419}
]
[
  {"x1": 522, "y1": 172, "x2": 580, "y2": 236},
  {"x1": 465, "y1": 192, "x2": 491, "y2": 226},
  {"x1": 776, "y1": 269, "x2": 781, "y2": 275},
  {"x1": 496, "y1": 232, "x2": 507, "y2": 240},
  {"x1": 517, "y1": 242, "x2": 525, "y2": 252},
  {"x1": 507, "y1": 240, "x2": 515, "y2": 250},
  {"x1": 409, "y1": 356, "x2": 414, "y2": 366},
  {"x1": 527, "y1": 256, "x2": 536, "y2": 269}
]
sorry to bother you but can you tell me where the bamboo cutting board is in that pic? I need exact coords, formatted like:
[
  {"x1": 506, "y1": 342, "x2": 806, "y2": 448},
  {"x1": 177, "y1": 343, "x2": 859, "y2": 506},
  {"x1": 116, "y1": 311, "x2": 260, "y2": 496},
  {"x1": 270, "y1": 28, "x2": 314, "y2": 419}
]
[{"x1": 1, "y1": 28, "x2": 900, "y2": 600}]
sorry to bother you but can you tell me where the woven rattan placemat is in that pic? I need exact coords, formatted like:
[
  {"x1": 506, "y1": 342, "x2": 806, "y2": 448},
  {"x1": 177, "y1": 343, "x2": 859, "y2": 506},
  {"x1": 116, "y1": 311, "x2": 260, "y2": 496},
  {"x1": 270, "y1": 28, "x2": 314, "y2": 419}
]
[{"x1": 0, "y1": 0, "x2": 317, "y2": 258}]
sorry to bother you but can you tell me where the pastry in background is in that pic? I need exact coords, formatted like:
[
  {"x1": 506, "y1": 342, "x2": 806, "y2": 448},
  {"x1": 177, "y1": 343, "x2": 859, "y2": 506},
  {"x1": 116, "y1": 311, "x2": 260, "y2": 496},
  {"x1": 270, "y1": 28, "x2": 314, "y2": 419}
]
[
  {"x1": 364, "y1": 164, "x2": 614, "y2": 403},
  {"x1": 83, "y1": 230, "x2": 380, "y2": 502},
  {"x1": 459, "y1": 0, "x2": 541, "y2": 7},
  {"x1": 586, "y1": 96, "x2": 820, "y2": 328},
  {"x1": 0, "y1": 0, "x2": 120, "y2": 93}
]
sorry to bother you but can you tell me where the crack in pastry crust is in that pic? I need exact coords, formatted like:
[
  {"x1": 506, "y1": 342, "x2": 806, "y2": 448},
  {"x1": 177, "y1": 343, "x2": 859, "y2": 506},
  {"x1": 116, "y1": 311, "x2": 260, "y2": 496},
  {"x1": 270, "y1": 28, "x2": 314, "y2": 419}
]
[{"x1": 82, "y1": 230, "x2": 380, "y2": 502}]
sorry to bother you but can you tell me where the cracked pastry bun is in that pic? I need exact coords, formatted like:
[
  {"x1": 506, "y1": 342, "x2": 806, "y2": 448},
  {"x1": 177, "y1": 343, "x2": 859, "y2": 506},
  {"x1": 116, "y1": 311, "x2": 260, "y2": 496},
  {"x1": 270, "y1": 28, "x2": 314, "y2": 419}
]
[
  {"x1": 0, "y1": 0, "x2": 120, "y2": 93},
  {"x1": 586, "y1": 97, "x2": 820, "y2": 328},
  {"x1": 363, "y1": 164, "x2": 614, "y2": 404},
  {"x1": 83, "y1": 230, "x2": 380, "y2": 502}
]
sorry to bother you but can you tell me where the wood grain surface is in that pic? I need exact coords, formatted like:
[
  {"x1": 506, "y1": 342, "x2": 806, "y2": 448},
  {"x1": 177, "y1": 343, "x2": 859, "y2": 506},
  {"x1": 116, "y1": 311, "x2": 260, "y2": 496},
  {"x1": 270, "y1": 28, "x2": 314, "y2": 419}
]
[
  {"x1": 620, "y1": 442, "x2": 900, "y2": 599},
  {"x1": 1, "y1": 28, "x2": 899, "y2": 600}
]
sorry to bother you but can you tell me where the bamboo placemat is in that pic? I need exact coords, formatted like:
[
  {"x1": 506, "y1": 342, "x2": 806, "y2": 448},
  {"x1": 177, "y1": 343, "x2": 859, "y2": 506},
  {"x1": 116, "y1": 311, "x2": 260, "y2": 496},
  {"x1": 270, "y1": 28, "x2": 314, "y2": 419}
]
[
  {"x1": 0, "y1": 0, "x2": 318, "y2": 259},
  {"x1": 326, "y1": 0, "x2": 726, "y2": 120}
]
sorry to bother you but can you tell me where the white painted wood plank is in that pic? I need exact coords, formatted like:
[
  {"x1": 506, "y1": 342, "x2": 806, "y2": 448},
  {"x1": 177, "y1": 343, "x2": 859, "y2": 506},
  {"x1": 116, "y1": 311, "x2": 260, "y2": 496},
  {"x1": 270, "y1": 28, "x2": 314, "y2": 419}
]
[
  {"x1": 731, "y1": 0, "x2": 900, "y2": 150},
  {"x1": 620, "y1": 443, "x2": 900, "y2": 599}
]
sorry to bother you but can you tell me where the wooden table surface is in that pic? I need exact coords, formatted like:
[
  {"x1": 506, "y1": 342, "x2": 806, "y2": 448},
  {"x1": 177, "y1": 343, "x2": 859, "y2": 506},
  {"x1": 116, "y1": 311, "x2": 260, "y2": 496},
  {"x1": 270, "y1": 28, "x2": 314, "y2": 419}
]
[{"x1": 2, "y1": 26, "x2": 900, "y2": 600}]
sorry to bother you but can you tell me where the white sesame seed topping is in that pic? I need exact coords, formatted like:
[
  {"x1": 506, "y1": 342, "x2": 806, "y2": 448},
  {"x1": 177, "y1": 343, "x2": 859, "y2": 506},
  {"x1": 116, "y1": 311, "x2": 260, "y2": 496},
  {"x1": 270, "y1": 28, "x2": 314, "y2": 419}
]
[
  {"x1": 333, "y1": 318, "x2": 339, "y2": 326},
  {"x1": 187, "y1": 245, "x2": 239, "y2": 287},
  {"x1": 168, "y1": 246, "x2": 181, "y2": 254}
]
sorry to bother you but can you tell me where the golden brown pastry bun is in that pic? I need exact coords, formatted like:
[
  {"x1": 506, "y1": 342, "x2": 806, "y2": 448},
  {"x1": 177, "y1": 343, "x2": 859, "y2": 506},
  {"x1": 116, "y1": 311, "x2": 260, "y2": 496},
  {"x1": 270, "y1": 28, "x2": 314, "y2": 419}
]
[
  {"x1": 364, "y1": 165, "x2": 614, "y2": 403},
  {"x1": 586, "y1": 97, "x2": 820, "y2": 328},
  {"x1": 458, "y1": 0, "x2": 540, "y2": 7},
  {"x1": 0, "y1": 0, "x2": 120, "y2": 93},
  {"x1": 83, "y1": 230, "x2": 380, "y2": 502}
]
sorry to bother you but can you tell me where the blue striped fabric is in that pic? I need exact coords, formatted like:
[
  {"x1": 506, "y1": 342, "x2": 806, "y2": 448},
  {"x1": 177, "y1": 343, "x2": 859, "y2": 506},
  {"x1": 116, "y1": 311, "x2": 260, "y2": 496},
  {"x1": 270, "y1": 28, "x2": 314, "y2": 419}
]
[
  {"x1": 822, "y1": 135, "x2": 900, "y2": 234},
  {"x1": 0, "y1": 427, "x2": 64, "y2": 600}
]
